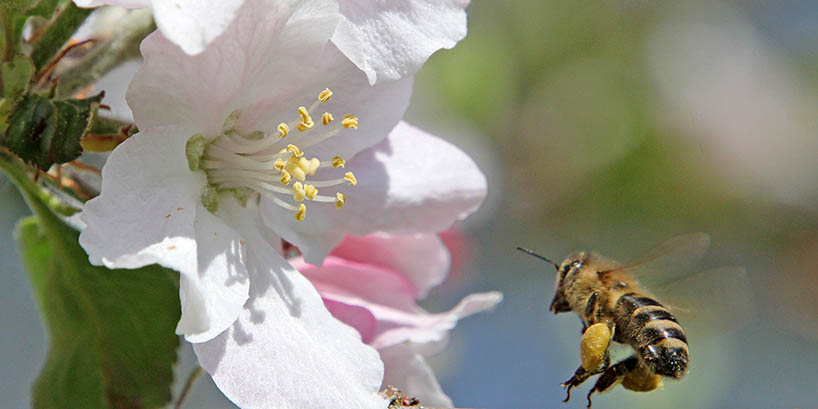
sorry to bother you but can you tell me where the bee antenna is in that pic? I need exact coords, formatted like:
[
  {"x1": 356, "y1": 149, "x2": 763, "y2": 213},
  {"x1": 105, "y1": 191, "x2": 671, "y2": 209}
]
[{"x1": 516, "y1": 247, "x2": 559, "y2": 271}]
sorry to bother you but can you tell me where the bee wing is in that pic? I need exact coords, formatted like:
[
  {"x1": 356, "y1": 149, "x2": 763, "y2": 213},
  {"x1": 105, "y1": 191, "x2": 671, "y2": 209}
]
[
  {"x1": 655, "y1": 266, "x2": 755, "y2": 337},
  {"x1": 605, "y1": 233, "x2": 712, "y2": 289}
]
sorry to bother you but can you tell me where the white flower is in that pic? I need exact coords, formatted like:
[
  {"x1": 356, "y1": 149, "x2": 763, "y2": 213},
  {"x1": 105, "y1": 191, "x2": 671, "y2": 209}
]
[
  {"x1": 78, "y1": 0, "x2": 486, "y2": 407},
  {"x1": 74, "y1": 0, "x2": 472, "y2": 83}
]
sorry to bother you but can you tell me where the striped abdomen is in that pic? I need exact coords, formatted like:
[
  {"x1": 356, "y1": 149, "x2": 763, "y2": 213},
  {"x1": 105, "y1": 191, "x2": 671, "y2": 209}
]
[{"x1": 614, "y1": 293, "x2": 689, "y2": 379}]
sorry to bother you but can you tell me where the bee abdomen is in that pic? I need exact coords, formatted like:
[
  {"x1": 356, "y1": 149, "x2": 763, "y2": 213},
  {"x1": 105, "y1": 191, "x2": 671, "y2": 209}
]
[{"x1": 617, "y1": 293, "x2": 690, "y2": 379}]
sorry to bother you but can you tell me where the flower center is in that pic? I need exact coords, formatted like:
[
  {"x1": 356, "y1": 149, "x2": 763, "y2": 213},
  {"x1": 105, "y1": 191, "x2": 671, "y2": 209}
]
[{"x1": 186, "y1": 88, "x2": 358, "y2": 221}]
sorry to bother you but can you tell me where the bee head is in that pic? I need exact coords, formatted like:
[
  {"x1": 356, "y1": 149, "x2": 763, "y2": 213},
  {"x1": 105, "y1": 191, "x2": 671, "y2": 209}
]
[{"x1": 549, "y1": 252, "x2": 588, "y2": 314}]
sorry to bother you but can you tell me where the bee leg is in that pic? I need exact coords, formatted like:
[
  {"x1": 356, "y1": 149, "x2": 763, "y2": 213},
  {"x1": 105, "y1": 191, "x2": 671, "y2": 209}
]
[
  {"x1": 561, "y1": 322, "x2": 612, "y2": 402},
  {"x1": 586, "y1": 356, "x2": 640, "y2": 408}
]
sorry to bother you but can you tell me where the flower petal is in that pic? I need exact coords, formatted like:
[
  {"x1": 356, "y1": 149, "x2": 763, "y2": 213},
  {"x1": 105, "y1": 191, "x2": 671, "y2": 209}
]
[
  {"x1": 380, "y1": 343, "x2": 453, "y2": 408},
  {"x1": 332, "y1": 0, "x2": 471, "y2": 84},
  {"x1": 79, "y1": 126, "x2": 203, "y2": 274},
  {"x1": 127, "y1": 0, "x2": 340, "y2": 133},
  {"x1": 79, "y1": 127, "x2": 250, "y2": 342},
  {"x1": 295, "y1": 256, "x2": 419, "y2": 312},
  {"x1": 149, "y1": 0, "x2": 246, "y2": 55},
  {"x1": 261, "y1": 121, "x2": 487, "y2": 265},
  {"x1": 323, "y1": 299, "x2": 377, "y2": 344},
  {"x1": 330, "y1": 232, "x2": 449, "y2": 299},
  {"x1": 194, "y1": 199, "x2": 386, "y2": 409},
  {"x1": 180, "y1": 205, "x2": 250, "y2": 343}
]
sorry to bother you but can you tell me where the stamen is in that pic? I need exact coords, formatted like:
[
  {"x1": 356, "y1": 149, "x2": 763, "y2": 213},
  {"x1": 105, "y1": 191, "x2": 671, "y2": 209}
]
[
  {"x1": 304, "y1": 184, "x2": 318, "y2": 200},
  {"x1": 286, "y1": 144, "x2": 303, "y2": 157},
  {"x1": 318, "y1": 88, "x2": 333, "y2": 103},
  {"x1": 194, "y1": 88, "x2": 358, "y2": 222},
  {"x1": 321, "y1": 112, "x2": 333, "y2": 125},
  {"x1": 277, "y1": 123, "x2": 289, "y2": 138},
  {"x1": 280, "y1": 170, "x2": 292, "y2": 185},
  {"x1": 297, "y1": 106, "x2": 314, "y2": 131},
  {"x1": 344, "y1": 172, "x2": 357, "y2": 186},
  {"x1": 294, "y1": 204, "x2": 306, "y2": 221},
  {"x1": 342, "y1": 114, "x2": 358, "y2": 129}
]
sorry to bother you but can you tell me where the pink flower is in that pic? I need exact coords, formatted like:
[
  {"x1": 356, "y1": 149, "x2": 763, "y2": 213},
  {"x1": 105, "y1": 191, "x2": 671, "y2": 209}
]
[{"x1": 292, "y1": 232, "x2": 502, "y2": 407}]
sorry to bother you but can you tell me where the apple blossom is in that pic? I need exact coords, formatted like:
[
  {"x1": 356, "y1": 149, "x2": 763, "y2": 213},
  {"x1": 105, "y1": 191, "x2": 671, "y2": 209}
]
[
  {"x1": 78, "y1": 0, "x2": 486, "y2": 406},
  {"x1": 295, "y1": 232, "x2": 502, "y2": 407},
  {"x1": 73, "y1": 0, "x2": 472, "y2": 84}
]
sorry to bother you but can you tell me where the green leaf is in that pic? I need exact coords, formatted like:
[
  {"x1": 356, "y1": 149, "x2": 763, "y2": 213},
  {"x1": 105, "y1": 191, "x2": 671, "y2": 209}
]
[
  {"x1": 0, "y1": 54, "x2": 35, "y2": 123},
  {"x1": 2, "y1": 92, "x2": 102, "y2": 169},
  {"x1": 0, "y1": 153, "x2": 181, "y2": 409}
]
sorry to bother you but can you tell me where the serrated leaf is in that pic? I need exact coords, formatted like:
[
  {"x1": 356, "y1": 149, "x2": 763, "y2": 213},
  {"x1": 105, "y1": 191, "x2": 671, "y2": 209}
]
[
  {"x1": 12, "y1": 206, "x2": 180, "y2": 409},
  {"x1": 2, "y1": 92, "x2": 103, "y2": 169},
  {"x1": 0, "y1": 54, "x2": 35, "y2": 123},
  {"x1": 2, "y1": 93, "x2": 57, "y2": 168}
]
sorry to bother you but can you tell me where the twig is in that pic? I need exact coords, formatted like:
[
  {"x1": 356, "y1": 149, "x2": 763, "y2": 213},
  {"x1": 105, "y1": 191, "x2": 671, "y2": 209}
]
[{"x1": 175, "y1": 365, "x2": 204, "y2": 409}]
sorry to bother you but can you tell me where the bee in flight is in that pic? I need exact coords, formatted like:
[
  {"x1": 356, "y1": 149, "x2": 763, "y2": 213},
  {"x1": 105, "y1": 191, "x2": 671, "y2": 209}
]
[{"x1": 518, "y1": 233, "x2": 749, "y2": 407}]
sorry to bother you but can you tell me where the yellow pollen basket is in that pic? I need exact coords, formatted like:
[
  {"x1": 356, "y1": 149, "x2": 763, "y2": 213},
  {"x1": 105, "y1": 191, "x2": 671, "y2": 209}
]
[{"x1": 200, "y1": 88, "x2": 359, "y2": 222}]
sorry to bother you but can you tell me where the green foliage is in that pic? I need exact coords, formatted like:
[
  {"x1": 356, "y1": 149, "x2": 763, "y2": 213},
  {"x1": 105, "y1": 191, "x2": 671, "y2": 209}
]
[
  {"x1": 0, "y1": 153, "x2": 181, "y2": 409},
  {"x1": 30, "y1": 2, "x2": 92, "y2": 71},
  {"x1": 3, "y1": 91, "x2": 103, "y2": 169},
  {"x1": 0, "y1": 54, "x2": 34, "y2": 123}
]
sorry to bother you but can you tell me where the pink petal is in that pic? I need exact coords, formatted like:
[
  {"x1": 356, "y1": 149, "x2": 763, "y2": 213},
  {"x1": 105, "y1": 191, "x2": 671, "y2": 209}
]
[{"x1": 330, "y1": 232, "x2": 449, "y2": 299}]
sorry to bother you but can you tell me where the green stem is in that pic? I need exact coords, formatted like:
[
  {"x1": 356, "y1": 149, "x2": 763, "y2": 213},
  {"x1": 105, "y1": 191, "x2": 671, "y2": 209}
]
[
  {"x1": 30, "y1": 3, "x2": 92, "y2": 72},
  {"x1": 57, "y1": 8, "x2": 154, "y2": 98}
]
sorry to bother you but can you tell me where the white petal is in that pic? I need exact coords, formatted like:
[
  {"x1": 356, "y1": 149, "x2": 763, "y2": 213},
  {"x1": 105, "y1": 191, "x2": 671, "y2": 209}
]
[
  {"x1": 331, "y1": 232, "x2": 449, "y2": 299},
  {"x1": 128, "y1": 0, "x2": 340, "y2": 133},
  {"x1": 194, "y1": 199, "x2": 386, "y2": 409},
  {"x1": 380, "y1": 343, "x2": 453, "y2": 408},
  {"x1": 149, "y1": 0, "x2": 246, "y2": 55},
  {"x1": 79, "y1": 127, "x2": 250, "y2": 341},
  {"x1": 180, "y1": 204, "x2": 250, "y2": 343},
  {"x1": 79, "y1": 126, "x2": 203, "y2": 274},
  {"x1": 333, "y1": 0, "x2": 471, "y2": 84},
  {"x1": 261, "y1": 121, "x2": 487, "y2": 265},
  {"x1": 73, "y1": 0, "x2": 151, "y2": 8}
]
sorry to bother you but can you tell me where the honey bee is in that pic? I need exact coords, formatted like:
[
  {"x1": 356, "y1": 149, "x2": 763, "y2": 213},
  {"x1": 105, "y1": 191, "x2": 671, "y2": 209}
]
[{"x1": 518, "y1": 233, "x2": 750, "y2": 407}]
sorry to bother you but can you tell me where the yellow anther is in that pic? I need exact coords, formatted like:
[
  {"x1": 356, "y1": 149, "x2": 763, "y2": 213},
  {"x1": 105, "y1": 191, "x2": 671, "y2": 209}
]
[
  {"x1": 297, "y1": 106, "x2": 314, "y2": 131},
  {"x1": 335, "y1": 192, "x2": 345, "y2": 209},
  {"x1": 304, "y1": 184, "x2": 318, "y2": 200},
  {"x1": 342, "y1": 114, "x2": 358, "y2": 129},
  {"x1": 321, "y1": 112, "x2": 334, "y2": 125},
  {"x1": 292, "y1": 182, "x2": 306, "y2": 202},
  {"x1": 331, "y1": 156, "x2": 345, "y2": 168},
  {"x1": 277, "y1": 123, "x2": 289, "y2": 138},
  {"x1": 318, "y1": 88, "x2": 333, "y2": 103},
  {"x1": 279, "y1": 170, "x2": 292, "y2": 185},
  {"x1": 294, "y1": 203, "x2": 306, "y2": 221},
  {"x1": 273, "y1": 158, "x2": 285, "y2": 170},
  {"x1": 286, "y1": 144, "x2": 303, "y2": 157},
  {"x1": 344, "y1": 171, "x2": 357, "y2": 186}
]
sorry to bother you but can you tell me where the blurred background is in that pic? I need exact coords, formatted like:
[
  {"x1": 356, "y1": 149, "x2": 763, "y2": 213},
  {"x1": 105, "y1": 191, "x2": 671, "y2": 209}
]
[{"x1": 3, "y1": 1, "x2": 818, "y2": 408}]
